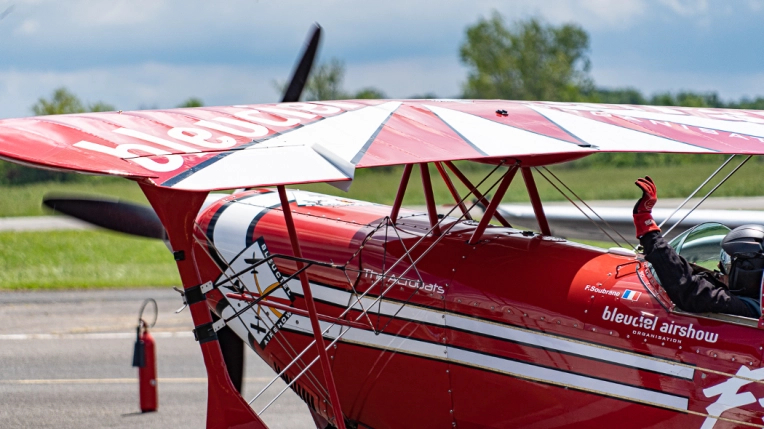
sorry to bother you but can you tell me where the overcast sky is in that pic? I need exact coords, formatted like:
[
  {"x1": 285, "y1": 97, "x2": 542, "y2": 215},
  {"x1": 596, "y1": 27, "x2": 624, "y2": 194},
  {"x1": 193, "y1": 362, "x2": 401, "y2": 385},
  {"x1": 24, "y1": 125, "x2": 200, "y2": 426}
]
[{"x1": 0, "y1": 0, "x2": 762, "y2": 118}]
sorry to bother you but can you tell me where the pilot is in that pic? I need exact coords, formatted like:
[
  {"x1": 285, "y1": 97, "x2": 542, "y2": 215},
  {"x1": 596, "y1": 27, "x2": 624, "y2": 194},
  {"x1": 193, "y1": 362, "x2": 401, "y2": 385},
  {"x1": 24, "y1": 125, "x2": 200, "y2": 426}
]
[{"x1": 633, "y1": 176, "x2": 764, "y2": 318}]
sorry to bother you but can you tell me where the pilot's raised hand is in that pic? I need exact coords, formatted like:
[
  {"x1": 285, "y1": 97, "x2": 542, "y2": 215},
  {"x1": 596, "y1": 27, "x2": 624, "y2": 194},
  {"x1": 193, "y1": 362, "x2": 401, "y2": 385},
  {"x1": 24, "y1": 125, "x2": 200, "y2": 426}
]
[{"x1": 633, "y1": 176, "x2": 661, "y2": 238}]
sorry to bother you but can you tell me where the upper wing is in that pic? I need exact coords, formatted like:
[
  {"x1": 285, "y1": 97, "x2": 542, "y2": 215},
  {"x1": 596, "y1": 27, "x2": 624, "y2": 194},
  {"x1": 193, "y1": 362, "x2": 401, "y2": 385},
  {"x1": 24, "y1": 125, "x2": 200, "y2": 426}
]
[{"x1": 1, "y1": 99, "x2": 763, "y2": 191}]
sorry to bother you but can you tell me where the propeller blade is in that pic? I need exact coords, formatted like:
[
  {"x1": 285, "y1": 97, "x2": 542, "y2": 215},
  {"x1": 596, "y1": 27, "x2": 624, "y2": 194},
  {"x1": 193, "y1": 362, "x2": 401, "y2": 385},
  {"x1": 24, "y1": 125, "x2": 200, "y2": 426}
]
[
  {"x1": 281, "y1": 23, "x2": 322, "y2": 103},
  {"x1": 0, "y1": 5, "x2": 15, "y2": 21},
  {"x1": 42, "y1": 194, "x2": 165, "y2": 240}
]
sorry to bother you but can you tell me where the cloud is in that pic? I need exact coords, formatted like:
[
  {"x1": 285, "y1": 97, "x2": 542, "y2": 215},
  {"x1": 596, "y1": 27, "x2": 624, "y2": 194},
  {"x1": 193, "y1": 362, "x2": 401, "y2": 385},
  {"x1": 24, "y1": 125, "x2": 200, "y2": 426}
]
[
  {"x1": 0, "y1": 63, "x2": 286, "y2": 119},
  {"x1": 0, "y1": 55, "x2": 468, "y2": 119},
  {"x1": 75, "y1": 1, "x2": 166, "y2": 26},
  {"x1": 658, "y1": 0, "x2": 709, "y2": 16},
  {"x1": 531, "y1": 0, "x2": 648, "y2": 30},
  {"x1": 14, "y1": 19, "x2": 38, "y2": 35},
  {"x1": 750, "y1": 0, "x2": 764, "y2": 11},
  {"x1": 345, "y1": 56, "x2": 465, "y2": 99},
  {"x1": 1, "y1": 0, "x2": 764, "y2": 120}
]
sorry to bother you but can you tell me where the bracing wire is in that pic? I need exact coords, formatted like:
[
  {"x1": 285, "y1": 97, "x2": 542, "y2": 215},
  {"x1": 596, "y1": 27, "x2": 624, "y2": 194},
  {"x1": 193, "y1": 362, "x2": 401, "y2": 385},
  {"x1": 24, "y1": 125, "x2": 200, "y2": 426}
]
[
  {"x1": 539, "y1": 166, "x2": 636, "y2": 249},
  {"x1": 253, "y1": 162, "x2": 515, "y2": 413},
  {"x1": 658, "y1": 155, "x2": 736, "y2": 229},
  {"x1": 533, "y1": 167, "x2": 627, "y2": 248},
  {"x1": 662, "y1": 155, "x2": 751, "y2": 238}
]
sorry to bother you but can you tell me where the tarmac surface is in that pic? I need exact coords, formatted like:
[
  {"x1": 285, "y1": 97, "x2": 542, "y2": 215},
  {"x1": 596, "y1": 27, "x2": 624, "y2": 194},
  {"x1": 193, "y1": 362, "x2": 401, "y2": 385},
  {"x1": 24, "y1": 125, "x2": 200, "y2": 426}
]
[{"x1": 0, "y1": 288, "x2": 315, "y2": 428}]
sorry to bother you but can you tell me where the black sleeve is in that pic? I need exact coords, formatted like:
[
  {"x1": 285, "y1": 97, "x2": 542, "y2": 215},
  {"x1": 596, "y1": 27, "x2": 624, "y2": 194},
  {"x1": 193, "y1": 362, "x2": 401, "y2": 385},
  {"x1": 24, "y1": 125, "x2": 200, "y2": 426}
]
[{"x1": 640, "y1": 231, "x2": 758, "y2": 317}]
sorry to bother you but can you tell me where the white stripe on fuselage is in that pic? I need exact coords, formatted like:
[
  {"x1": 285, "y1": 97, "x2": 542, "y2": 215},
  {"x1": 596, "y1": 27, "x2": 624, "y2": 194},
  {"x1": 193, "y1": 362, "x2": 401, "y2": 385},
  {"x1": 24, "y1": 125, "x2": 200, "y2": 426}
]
[
  {"x1": 287, "y1": 281, "x2": 694, "y2": 381},
  {"x1": 281, "y1": 313, "x2": 689, "y2": 411},
  {"x1": 210, "y1": 192, "x2": 283, "y2": 262}
]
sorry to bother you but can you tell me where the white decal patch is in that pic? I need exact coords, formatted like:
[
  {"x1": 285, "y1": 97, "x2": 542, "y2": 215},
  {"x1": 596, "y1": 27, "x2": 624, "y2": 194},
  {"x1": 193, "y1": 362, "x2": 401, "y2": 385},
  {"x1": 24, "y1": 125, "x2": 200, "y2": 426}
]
[
  {"x1": 424, "y1": 104, "x2": 588, "y2": 156},
  {"x1": 253, "y1": 101, "x2": 401, "y2": 163},
  {"x1": 529, "y1": 106, "x2": 714, "y2": 153},
  {"x1": 586, "y1": 107, "x2": 764, "y2": 138},
  {"x1": 169, "y1": 102, "x2": 400, "y2": 190},
  {"x1": 217, "y1": 237, "x2": 296, "y2": 349},
  {"x1": 210, "y1": 192, "x2": 282, "y2": 262},
  {"x1": 701, "y1": 366, "x2": 764, "y2": 429}
]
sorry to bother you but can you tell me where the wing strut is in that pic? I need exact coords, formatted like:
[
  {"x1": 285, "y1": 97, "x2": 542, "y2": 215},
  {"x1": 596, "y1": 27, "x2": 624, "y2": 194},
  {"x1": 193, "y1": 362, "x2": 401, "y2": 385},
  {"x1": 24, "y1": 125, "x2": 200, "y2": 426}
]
[
  {"x1": 435, "y1": 162, "x2": 472, "y2": 220},
  {"x1": 468, "y1": 165, "x2": 519, "y2": 244},
  {"x1": 444, "y1": 161, "x2": 511, "y2": 227},
  {"x1": 276, "y1": 185, "x2": 347, "y2": 429},
  {"x1": 390, "y1": 164, "x2": 413, "y2": 224},
  {"x1": 521, "y1": 167, "x2": 551, "y2": 236},
  {"x1": 139, "y1": 183, "x2": 267, "y2": 429},
  {"x1": 420, "y1": 163, "x2": 442, "y2": 236}
]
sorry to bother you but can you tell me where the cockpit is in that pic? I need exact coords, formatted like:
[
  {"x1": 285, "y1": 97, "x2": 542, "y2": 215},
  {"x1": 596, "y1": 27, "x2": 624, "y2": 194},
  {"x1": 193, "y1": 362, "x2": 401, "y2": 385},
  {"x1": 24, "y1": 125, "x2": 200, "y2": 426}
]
[
  {"x1": 646, "y1": 222, "x2": 764, "y2": 323},
  {"x1": 667, "y1": 222, "x2": 730, "y2": 272}
]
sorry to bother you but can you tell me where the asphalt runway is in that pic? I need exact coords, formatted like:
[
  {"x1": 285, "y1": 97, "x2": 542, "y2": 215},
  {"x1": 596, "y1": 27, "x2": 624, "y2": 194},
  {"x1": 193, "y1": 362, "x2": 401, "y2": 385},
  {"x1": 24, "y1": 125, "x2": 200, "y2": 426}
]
[{"x1": 0, "y1": 288, "x2": 315, "y2": 428}]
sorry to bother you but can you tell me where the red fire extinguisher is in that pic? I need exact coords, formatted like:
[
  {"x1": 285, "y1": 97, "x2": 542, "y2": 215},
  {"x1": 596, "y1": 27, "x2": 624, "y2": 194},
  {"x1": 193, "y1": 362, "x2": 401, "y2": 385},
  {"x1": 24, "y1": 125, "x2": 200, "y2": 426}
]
[{"x1": 132, "y1": 298, "x2": 158, "y2": 412}]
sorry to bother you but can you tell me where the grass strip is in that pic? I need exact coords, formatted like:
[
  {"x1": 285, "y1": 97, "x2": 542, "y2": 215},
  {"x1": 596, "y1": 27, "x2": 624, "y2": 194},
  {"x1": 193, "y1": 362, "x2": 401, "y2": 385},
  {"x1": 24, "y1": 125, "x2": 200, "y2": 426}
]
[
  {"x1": 0, "y1": 230, "x2": 179, "y2": 290},
  {"x1": 1, "y1": 159, "x2": 762, "y2": 218},
  {"x1": 290, "y1": 160, "x2": 764, "y2": 205},
  {"x1": 0, "y1": 180, "x2": 148, "y2": 217}
]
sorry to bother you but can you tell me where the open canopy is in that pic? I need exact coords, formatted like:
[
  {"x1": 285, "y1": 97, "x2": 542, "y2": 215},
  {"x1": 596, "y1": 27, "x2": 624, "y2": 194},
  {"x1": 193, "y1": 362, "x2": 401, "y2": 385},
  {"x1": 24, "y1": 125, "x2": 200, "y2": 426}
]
[{"x1": 1, "y1": 99, "x2": 762, "y2": 191}]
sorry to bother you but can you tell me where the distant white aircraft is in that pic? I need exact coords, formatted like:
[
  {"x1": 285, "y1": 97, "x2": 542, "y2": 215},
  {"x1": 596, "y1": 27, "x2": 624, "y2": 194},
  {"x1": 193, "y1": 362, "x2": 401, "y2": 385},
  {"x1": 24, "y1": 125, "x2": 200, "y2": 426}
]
[{"x1": 498, "y1": 204, "x2": 764, "y2": 243}]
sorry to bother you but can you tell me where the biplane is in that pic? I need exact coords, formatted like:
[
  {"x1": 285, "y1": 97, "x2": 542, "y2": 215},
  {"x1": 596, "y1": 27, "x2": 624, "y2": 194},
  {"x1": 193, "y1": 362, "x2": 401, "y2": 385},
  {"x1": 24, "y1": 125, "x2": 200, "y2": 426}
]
[{"x1": 4, "y1": 25, "x2": 764, "y2": 429}]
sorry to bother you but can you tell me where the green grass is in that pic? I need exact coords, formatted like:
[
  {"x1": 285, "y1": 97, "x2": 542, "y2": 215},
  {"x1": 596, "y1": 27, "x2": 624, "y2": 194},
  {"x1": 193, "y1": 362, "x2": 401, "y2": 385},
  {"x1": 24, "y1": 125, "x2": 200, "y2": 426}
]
[
  {"x1": 0, "y1": 158, "x2": 761, "y2": 218},
  {"x1": 0, "y1": 179, "x2": 148, "y2": 217},
  {"x1": 0, "y1": 230, "x2": 180, "y2": 290},
  {"x1": 290, "y1": 158, "x2": 764, "y2": 205}
]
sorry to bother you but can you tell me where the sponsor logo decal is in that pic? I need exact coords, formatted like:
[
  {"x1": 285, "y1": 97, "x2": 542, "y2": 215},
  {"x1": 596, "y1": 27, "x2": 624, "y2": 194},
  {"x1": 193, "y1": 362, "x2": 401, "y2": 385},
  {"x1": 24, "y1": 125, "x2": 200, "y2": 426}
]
[
  {"x1": 72, "y1": 103, "x2": 350, "y2": 173},
  {"x1": 601, "y1": 306, "x2": 718, "y2": 344},
  {"x1": 363, "y1": 269, "x2": 445, "y2": 295},
  {"x1": 249, "y1": 238, "x2": 294, "y2": 348},
  {"x1": 218, "y1": 237, "x2": 295, "y2": 349},
  {"x1": 584, "y1": 284, "x2": 621, "y2": 297}
]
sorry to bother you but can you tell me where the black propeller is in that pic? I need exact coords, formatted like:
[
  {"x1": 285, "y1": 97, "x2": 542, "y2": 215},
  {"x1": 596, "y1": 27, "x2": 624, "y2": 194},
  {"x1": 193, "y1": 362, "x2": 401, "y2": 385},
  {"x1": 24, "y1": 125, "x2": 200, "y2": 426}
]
[
  {"x1": 41, "y1": 22, "x2": 324, "y2": 394},
  {"x1": 43, "y1": 194, "x2": 165, "y2": 239},
  {"x1": 281, "y1": 23, "x2": 322, "y2": 103}
]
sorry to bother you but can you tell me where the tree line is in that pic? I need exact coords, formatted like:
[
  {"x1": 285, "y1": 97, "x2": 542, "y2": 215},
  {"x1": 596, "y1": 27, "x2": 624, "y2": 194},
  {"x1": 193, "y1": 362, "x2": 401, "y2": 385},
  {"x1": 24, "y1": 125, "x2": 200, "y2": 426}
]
[{"x1": 1, "y1": 11, "x2": 759, "y2": 184}]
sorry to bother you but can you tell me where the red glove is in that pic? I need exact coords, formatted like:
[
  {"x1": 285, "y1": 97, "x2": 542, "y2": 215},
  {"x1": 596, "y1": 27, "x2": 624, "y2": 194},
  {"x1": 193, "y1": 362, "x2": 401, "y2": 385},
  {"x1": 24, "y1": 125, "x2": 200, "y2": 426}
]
[{"x1": 633, "y1": 176, "x2": 660, "y2": 238}]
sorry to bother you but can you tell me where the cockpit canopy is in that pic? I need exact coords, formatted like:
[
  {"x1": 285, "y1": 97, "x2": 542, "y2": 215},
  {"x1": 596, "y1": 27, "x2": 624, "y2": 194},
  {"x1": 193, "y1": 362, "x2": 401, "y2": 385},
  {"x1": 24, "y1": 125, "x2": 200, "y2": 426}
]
[{"x1": 668, "y1": 222, "x2": 731, "y2": 271}]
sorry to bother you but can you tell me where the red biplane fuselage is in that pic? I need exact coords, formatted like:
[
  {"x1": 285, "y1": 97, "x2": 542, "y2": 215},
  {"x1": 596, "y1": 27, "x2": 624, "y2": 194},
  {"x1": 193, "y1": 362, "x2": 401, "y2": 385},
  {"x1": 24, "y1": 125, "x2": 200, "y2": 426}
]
[{"x1": 186, "y1": 188, "x2": 764, "y2": 429}]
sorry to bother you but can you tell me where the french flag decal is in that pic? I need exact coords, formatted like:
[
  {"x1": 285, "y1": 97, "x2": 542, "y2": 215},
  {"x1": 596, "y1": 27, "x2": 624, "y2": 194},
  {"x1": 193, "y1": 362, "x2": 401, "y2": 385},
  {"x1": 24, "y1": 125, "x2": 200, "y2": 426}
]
[{"x1": 622, "y1": 290, "x2": 641, "y2": 301}]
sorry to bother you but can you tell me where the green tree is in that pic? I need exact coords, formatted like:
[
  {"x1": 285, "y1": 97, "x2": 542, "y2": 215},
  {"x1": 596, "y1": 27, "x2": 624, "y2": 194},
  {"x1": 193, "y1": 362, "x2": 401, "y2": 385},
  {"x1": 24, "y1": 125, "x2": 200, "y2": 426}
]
[
  {"x1": 649, "y1": 91, "x2": 723, "y2": 108},
  {"x1": 354, "y1": 87, "x2": 387, "y2": 99},
  {"x1": 4, "y1": 88, "x2": 115, "y2": 185},
  {"x1": 305, "y1": 58, "x2": 349, "y2": 101},
  {"x1": 31, "y1": 87, "x2": 114, "y2": 115},
  {"x1": 178, "y1": 97, "x2": 204, "y2": 108},
  {"x1": 729, "y1": 97, "x2": 764, "y2": 110},
  {"x1": 301, "y1": 58, "x2": 386, "y2": 101},
  {"x1": 407, "y1": 92, "x2": 438, "y2": 99},
  {"x1": 589, "y1": 88, "x2": 647, "y2": 105},
  {"x1": 460, "y1": 13, "x2": 593, "y2": 101}
]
